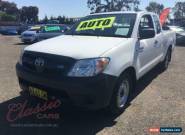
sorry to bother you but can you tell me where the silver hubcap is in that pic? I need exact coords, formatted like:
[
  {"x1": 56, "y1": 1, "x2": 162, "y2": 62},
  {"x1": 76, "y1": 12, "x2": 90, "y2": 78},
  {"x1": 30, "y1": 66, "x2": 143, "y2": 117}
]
[{"x1": 117, "y1": 79, "x2": 129, "y2": 108}]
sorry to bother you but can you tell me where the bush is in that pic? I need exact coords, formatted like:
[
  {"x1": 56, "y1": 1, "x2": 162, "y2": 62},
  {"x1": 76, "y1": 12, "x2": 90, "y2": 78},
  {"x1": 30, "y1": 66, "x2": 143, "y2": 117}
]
[{"x1": 0, "y1": 12, "x2": 16, "y2": 21}]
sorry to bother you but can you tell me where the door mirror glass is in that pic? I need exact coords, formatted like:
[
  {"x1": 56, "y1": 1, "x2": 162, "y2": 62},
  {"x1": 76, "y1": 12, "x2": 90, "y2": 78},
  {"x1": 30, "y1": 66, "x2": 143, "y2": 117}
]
[{"x1": 139, "y1": 28, "x2": 155, "y2": 39}]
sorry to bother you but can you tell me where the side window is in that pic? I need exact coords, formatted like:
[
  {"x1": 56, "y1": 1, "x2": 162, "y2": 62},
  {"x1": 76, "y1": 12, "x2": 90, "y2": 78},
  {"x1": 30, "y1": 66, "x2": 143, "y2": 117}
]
[
  {"x1": 139, "y1": 15, "x2": 155, "y2": 39},
  {"x1": 153, "y1": 15, "x2": 161, "y2": 34},
  {"x1": 139, "y1": 15, "x2": 154, "y2": 30}
]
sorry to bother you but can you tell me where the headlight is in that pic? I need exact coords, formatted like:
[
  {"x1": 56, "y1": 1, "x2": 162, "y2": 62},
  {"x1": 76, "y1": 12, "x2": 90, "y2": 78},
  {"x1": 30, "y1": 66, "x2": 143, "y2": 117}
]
[
  {"x1": 68, "y1": 57, "x2": 110, "y2": 77},
  {"x1": 18, "y1": 48, "x2": 25, "y2": 65}
]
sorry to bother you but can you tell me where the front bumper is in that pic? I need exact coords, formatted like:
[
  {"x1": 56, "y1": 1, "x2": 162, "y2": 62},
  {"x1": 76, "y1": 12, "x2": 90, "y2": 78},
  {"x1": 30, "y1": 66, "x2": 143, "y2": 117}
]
[
  {"x1": 21, "y1": 36, "x2": 36, "y2": 43},
  {"x1": 16, "y1": 63, "x2": 118, "y2": 109}
]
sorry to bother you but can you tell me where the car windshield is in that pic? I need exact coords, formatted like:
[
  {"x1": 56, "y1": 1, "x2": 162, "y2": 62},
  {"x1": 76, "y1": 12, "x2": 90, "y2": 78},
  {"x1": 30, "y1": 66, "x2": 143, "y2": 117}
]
[
  {"x1": 29, "y1": 26, "x2": 41, "y2": 31},
  {"x1": 66, "y1": 13, "x2": 137, "y2": 38}
]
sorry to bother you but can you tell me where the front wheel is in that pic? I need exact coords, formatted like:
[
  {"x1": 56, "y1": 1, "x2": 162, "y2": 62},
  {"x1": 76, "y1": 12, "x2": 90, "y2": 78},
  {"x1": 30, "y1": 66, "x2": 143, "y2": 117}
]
[{"x1": 108, "y1": 72, "x2": 133, "y2": 114}]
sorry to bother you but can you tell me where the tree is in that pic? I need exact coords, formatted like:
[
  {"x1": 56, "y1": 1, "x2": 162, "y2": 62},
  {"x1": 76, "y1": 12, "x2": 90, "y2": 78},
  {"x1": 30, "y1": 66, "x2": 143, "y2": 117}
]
[
  {"x1": 0, "y1": 12, "x2": 16, "y2": 21},
  {"x1": 20, "y1": 6, "x2": 39, "y2": 23},
  {"x1": 43, "y1": 15, "x2": 48, "y2": 23},
  {"x1": 146, "y1": 2, "x2": 164, "y2": 15},
  {"x1": 50, "y1": 16, "x2": 54, "y2": 20},
  {"x1": 0, "y1": 1, "x2": 39, "y2": 23},
  {"x1": 173, "y1": 2, "x2": 185, "y2": 19},
  {"x1": 0, "y1": 0, "x2": 19, "y2": 15},
  {"x1": 57, "y1": 15, "x2": 65, "y2": 24},
  {"x1": 87, "y1": 0, "x2": 140, "y2": 13},
  {"x1": 0, "y1": 0, "x2": 19, "y2": 21}
]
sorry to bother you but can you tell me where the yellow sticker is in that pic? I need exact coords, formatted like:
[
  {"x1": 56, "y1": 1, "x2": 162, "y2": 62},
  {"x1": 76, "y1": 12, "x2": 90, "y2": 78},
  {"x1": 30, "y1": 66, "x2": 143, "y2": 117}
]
[
  {"x1": 76, "y1": 17, "x2": 116, "y2": 31},
  {"x1": 31, "y1": 26, "x2": 41, "y2": 30}
]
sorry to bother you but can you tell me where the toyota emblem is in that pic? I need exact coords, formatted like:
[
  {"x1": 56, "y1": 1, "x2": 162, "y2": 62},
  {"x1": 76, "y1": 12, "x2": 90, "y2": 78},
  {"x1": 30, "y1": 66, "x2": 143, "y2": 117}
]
[{"x1": 34, "y1": 57, "x2": 45, "y2": 72}]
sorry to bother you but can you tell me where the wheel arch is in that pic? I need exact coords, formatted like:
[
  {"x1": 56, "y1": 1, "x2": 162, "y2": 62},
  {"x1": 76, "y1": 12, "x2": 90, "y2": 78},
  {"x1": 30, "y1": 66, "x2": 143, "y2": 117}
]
[{"x1": 119, "y1": 66, "x2": 137, "y2": 87}]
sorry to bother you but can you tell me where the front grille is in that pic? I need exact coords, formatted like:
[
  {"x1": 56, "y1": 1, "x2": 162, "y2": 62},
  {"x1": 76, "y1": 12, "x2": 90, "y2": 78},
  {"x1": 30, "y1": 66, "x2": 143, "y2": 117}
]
[
  {"x1": 22, "y1": 51, "x2": 76, "y2": 76},
  {"x1": 23, "y1": 39, "x2": 32, "y2": 42},
  {"x1": 23, "y1": 34, "x2": 34, "y2": 37}
]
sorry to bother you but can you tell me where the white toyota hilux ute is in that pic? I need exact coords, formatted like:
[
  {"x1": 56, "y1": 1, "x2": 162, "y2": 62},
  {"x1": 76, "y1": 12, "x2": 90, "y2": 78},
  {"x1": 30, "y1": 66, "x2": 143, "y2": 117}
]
[{"x1": 16, "y1": 11, "x2": 176, "y2": 114}]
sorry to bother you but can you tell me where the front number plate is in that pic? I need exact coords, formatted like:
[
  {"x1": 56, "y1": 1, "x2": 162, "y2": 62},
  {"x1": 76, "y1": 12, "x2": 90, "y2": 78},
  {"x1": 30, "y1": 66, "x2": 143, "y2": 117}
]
[{"x1": 28, "y1": 86, "x2": 48, "y2": 100}]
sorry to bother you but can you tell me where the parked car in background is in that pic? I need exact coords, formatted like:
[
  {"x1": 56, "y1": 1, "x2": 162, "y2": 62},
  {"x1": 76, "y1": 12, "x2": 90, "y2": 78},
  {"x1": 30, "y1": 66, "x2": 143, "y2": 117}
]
[
  {"x1": 21, "y1": 26, "x2": 41, "y2": 43},
  {"x1": 0, "y1": 28, "x2": 18, "y2": 35},
  {"x1": 168, "y1": 26, "x2": 185, "y2": 43},
  {"x1": 17, "y1": 24, "x2": 31, "y2": 35},
  {"x1": 37, "y1": 24, "x2": 69, "y2": 41},
  {"x1": 21, "y1": 24, "x2": 69, "y2": 43}
]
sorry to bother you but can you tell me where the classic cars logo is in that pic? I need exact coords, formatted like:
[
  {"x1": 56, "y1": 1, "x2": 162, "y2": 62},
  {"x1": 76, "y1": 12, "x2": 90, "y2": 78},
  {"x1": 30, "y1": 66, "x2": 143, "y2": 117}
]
[
  {"x1": 34, "y1": 57, "x2": 45, "y2": 72},
  {"x1": 6, "y1": 99, "x2": 61, "y2": 122}
]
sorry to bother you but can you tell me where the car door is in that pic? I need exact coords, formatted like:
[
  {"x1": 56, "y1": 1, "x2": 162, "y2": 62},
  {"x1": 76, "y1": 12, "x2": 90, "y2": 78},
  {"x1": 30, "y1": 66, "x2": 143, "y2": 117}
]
[
  {"x1": 153, "y1": 15, "x2": 164, "y2": 60},
  {"x1": 137, "y1": 14, "x2": 157, "y2": 77},
  {"x1": 38, "y1": 27, "x2": 48, "y2": 40}
]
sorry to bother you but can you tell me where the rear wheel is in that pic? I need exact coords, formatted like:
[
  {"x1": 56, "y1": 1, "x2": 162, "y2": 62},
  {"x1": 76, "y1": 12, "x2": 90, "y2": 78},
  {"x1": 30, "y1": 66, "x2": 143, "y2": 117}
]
[
  {"x1": 108, "y1": 72, "x2": 133, "y2": 114},
  {"x1": 34, "y1": 38, "x2": 39, "y2": 43}
]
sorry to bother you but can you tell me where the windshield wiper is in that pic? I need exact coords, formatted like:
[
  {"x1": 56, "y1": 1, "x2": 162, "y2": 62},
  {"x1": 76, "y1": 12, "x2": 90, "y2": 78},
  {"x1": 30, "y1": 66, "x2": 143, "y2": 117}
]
[
  {"x1": 72, "y1": 32, "x2": 97, "y2": 36},
  {"x1": 66, "y1": 32, "x2": 128, "y2": 38}
]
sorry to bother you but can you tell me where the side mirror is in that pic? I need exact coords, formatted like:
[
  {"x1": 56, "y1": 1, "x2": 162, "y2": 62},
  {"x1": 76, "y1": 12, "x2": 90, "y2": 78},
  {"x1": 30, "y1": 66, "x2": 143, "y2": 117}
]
[{"x1": 139, "y1": 28, "x2": 155, "y2": 39}]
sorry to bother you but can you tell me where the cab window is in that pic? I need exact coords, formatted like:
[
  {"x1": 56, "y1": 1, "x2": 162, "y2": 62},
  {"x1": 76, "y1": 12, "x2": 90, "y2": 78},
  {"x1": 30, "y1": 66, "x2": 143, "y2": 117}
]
[
  {"x1": 153, "y1": 15, "x2": 162, "y2": 34},
  {"x1": 138, "y1": 15, "x2": 155, "y2": 38},
  {"x1": 139, "y1": 15, "x2": 154, "y2": 30}
]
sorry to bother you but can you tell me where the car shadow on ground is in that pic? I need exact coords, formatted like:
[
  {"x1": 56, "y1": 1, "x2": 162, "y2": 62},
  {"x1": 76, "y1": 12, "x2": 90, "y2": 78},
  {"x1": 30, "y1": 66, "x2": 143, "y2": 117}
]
[
  {"x1": 0, "y1": 65, "x2": 163, "y2": 135},
  {"x1": 176, "y1": 43, "x2": 185, "y2": 47},
  {"x1": 14, "y1": 42, "x2": 32, "y2": 46},
  {"x1": 130, "y1": 65, "x2": 163, "y2": 103},
  {"x1": 176, "y1": 39, "x2": 185, "y2": 47}
]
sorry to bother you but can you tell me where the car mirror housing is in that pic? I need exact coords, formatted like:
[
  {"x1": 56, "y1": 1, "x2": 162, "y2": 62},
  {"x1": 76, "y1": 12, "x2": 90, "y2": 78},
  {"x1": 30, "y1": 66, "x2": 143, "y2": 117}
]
[{"x1": 139, "y1": 28, "x2": 155, "y2": 39}]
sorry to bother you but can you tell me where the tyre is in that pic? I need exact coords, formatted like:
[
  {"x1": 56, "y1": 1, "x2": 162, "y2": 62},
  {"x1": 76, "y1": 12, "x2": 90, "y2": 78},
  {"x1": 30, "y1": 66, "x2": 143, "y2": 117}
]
[
  {"x1": 33, "y1": 38, "x2": 39, "y2": 43},
  {"x1": 160, "y1": 48, "x2": 171, "y2": 71},
  {"x1": 108, "y1": 72, "x2": 133, "y2": 114}
]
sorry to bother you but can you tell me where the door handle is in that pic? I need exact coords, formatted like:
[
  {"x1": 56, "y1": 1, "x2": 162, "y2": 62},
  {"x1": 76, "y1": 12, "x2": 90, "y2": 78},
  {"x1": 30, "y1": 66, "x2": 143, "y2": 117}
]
[
  {"x1": 136, "y1": 46, "x2": 144, "y2": 53},
  {"x1": 154, "y1": 40, "x2": 160, "y2": 47},
  {"x1": 154, "y1": 40, "x2": 158, "y2": 45}
]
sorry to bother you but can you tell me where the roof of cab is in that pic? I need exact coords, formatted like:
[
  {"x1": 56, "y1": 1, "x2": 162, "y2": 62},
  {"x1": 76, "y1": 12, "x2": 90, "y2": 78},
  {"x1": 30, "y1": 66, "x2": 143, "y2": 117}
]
[{"x1": 90, "y1": 11, "x2": 157, "y2": 16}]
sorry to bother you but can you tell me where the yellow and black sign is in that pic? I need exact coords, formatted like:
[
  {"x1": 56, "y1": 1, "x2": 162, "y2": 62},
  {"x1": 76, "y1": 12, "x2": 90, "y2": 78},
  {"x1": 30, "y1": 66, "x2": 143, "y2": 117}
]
[
  {"x1": 29, "y1": 87, "x2": 48, "y2": 100},
  {"x1": 30, "y1": 26, "x2": 41, "y2": 30},
  {"x1": 76, "y1": 17, "x2": 115, "y2": 31}
]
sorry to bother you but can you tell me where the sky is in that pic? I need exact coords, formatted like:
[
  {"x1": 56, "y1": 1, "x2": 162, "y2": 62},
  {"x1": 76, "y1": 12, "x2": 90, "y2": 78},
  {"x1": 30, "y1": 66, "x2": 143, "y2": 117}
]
[{"x1": 6, "y1": 0, "x2": 177, "y2": 19}]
